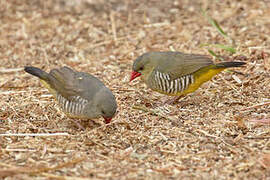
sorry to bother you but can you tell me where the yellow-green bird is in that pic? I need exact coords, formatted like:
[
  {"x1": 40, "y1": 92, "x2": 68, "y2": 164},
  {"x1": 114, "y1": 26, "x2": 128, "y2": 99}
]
[
  {"x1": 130, "y1": 51, "x2": 246, "y2": 102},
  {"x1": 25, "y1": 66, "x2": 117, "y2": 124}
]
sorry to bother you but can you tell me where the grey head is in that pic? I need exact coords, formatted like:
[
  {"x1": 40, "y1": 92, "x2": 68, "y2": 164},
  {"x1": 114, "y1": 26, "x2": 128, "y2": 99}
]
[
  {"x1": 84, "y1": 87, "x2": 117, "y2": 124},
  {"x1": 132, "y1": 52, "x2": 162, "y2": 73}
]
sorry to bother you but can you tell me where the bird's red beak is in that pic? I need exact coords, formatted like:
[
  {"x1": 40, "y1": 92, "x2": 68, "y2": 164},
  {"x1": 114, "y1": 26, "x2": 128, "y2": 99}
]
[
  {"x1": 104, "y1": 117, "x2": 112, "y2": 124},
  {"x1": 130, "y1": 71, "x2": 141, "y2": 82}
]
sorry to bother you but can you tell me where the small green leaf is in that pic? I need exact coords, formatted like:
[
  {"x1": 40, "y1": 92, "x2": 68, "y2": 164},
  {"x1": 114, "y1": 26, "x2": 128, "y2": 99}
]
[
  {"x1": 202, "y1": 10, "x2": 228, "y2": 38},
  {"x1": 210, "y1": 19, "x2": 228, "y2": 38},
  {"x1": 207, "y1": 49, "x2": 218, "y2": 57},
  {"x1": 207, "y1": 49, "x2": 224, "y2": 61},
  {"x1": 200, "y1": 43, "x2": 211, "y2": 48},
  {"x1": 214, "y1": 44, "x2": 236, "y2": 54},
  {"x1": 202, "y1": 9, "x2": 235, "y2": 45},
  {"x1": 200, "y1": 43, "x2": 236, "y2": 54}
]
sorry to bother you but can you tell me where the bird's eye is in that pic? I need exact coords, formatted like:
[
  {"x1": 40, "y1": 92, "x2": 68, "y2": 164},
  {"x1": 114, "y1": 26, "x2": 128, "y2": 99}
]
[
  {"x1": 139, "y1": 66, "x2": 144, "y2": 71},
  {"x1": 101, "y1": 110, "x2": 105, "y2": 114}
]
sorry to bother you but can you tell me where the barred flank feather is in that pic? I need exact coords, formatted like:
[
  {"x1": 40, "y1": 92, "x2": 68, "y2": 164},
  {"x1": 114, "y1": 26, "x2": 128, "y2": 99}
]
[
  {"x1": 153, "y1": 71, "x2": 194, "y2": 95},
  {"x1": 56, "y1": 93, "x2": 88, "y2": 116}
]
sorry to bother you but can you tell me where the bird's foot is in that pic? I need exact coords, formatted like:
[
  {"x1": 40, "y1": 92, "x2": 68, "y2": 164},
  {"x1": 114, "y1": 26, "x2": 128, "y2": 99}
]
[{"x1": 70, "y1": 119, "x2": 85, "y2": 131}]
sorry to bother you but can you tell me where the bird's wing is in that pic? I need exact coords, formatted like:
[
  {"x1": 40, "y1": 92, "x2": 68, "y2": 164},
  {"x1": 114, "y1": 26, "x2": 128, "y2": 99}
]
[
  {"x1": 156, "y1": 52, "x2": 214, "y2": 80},
  {"x1": 48, "y1": 67, "x2": 105, "y2": 101},
  {"x1": 48, "y1": 67, "x2": 84, "y2": 99}
]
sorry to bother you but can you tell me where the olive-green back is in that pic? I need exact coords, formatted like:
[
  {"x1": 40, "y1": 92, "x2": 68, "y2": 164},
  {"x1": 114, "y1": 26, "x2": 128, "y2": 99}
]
[
  {"x1": 153, "y1": 52, "x2": 214, "y2": 80},
  {"x1": 48, "y1": 67, "x2": 106, "y2": 101}
]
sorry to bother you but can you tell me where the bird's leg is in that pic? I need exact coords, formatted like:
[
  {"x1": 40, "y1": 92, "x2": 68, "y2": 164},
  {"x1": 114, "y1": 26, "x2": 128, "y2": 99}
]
[
  {"x1": 70, "y1": 119, "x2": 85, "y2": 130},
  {"x1": 165, "y1": 95, "x2": 184, "y2": 105}
]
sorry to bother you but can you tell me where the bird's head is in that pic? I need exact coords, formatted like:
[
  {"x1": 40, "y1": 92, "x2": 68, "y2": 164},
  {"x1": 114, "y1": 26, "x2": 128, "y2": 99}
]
[
  {"x1": 130, "y1": 52, "x2": 159, "y2": 82},
  {"x1": 95, "y1": 88, "x2": 117, "y2": 124}
]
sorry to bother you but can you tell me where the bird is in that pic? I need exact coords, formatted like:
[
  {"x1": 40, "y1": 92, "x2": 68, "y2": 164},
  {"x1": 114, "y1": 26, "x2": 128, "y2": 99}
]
[
  {"x1": 24, "y1": 66, "x2": 117, "y2": 124},
  {"x1": 130, "y1": 51, "x2": 246, "y2": 103}
]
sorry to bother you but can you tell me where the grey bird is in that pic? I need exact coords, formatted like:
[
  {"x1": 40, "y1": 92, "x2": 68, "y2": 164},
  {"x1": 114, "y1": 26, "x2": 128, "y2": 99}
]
[{"x1": 24, "y1": 66, "x2": 117, "y2": 124}]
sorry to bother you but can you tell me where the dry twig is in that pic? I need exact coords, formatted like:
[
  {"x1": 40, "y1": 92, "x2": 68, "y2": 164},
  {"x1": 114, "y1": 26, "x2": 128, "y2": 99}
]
[
  {"x1": 0, "y1": 133, "x2": 70, "y2": 137},
  {"x1": 132, "y1": 105, "x2": 176, "y2": 121},
  {"x1": 242, "y1": 101, "x2": 270, "y2": 111}
]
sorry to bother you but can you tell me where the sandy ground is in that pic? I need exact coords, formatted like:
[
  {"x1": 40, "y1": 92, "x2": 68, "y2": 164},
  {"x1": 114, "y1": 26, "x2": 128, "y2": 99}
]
[{"x1": 0, "y1": 0, "x2": 270, "y2": 179}]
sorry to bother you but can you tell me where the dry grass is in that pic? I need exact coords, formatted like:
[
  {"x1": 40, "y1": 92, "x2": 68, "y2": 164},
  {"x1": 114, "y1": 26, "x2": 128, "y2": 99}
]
[{"x1": 0, "y1": 0, "x2": 270, "y2": 179}]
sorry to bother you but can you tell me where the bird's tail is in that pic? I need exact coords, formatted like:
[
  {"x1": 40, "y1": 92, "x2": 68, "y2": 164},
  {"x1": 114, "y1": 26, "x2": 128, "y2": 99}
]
[
  {"x1": 24, "y1": 66, "x2": 50, "y2": 81},
  {"x1": 215, "y1": 61, "x2": 246, "y2": 68}
]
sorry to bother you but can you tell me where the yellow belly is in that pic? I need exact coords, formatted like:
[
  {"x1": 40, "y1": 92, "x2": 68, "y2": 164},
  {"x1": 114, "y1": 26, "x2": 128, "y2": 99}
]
[
  {"x1": 156, "y1": 68, "x2": 225, "y2": 96},
  {"x1": 181, "y1": 68, "x2": 224, "y2": 95},
  {"x1": 177, "y1": 68, "x2": 225, "y2": 96}
]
